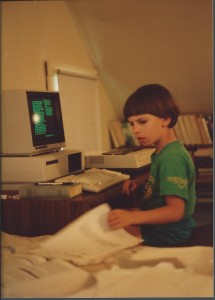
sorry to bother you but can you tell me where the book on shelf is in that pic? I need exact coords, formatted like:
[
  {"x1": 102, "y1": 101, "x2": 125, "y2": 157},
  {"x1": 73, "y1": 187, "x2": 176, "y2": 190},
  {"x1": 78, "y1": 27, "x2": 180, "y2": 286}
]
[
  {"x1": 109, "y1": 120, "x2": 140, "y2": 148},
  {"x1": 19, "y1": 183, "x2": 82, "y2": 198},
  {"x1": 186, "y1": 114, "x2": 202, "y2": 145},
  {"x1": 181, "y1": 115, "x2": 197, "y2": 145},
  {"x1": 177, "y1": 115, "x2": 191, "y2": 145},
  {"x1": 109, "y1": 120, "x2": 126, "y2": 148},
  {"x1": 198, "y1": 115, "x2": 212, "y2": 145},
  {"x1": 205, "y1": 115, "x2": 213, "y2": 140},
  {"x1": 197, "y1": 167, "x2": 213, "y2": 175},
  {"x1": 108, "y1": 123, "x2": 119, "y2": 148},
  {"x1": 173, "y1": 121, "x2": 186, "y2": 144},
  {"x1": 194, "y1": 146, "x2": 213, "y2": 158},
  {"x1": 175, "y1": 114, "x2": 213, "y2": 146}
]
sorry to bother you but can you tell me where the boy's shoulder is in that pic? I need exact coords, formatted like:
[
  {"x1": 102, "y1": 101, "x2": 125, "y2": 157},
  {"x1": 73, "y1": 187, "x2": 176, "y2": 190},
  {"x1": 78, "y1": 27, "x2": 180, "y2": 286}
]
[
  {"x1": 158, "y1": 141, "x2": 188, "y2": 160},
  {"x1": 163, "y1": 141, "x2": 184, "y2": 154},
  {"x1": 160, "y1": 142, "x2": 194, "y2": 168}
]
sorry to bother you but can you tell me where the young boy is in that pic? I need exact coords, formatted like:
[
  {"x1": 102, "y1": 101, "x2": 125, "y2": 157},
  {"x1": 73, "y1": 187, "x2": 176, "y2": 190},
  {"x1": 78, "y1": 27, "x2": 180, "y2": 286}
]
[{"x1": 108, "y1": 84, "x2": 196, "y2": 246}]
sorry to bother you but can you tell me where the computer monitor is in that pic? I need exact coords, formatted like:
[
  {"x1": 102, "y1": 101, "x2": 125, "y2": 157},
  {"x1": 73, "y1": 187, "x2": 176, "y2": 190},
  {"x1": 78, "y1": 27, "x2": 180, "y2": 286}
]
[{"x1": 1, "y1": 89, "x2": 66, "y2": 156}]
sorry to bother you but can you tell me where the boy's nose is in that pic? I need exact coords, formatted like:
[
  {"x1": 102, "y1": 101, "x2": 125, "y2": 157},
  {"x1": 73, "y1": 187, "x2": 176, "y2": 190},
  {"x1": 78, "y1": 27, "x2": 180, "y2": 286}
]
[{"x1": 133, "y1": 124, "x2": 141, "y2": 134}]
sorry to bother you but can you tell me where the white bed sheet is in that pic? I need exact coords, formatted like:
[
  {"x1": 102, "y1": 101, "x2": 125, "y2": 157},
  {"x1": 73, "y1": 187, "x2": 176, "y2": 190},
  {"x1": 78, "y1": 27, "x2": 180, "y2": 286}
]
[{"x1": 1, "y1": 232, "x2": 213, "y2": 298}]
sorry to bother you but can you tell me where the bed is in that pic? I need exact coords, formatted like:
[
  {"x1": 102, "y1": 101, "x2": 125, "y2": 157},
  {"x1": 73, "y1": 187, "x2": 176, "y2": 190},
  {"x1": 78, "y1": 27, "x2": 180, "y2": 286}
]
[{"x1": 1, "y1": 204, "x2": 213, "y2": 298}]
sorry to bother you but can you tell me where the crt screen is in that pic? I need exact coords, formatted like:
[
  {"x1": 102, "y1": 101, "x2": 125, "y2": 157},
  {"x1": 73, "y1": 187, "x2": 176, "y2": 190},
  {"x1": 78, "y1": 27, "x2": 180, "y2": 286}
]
[{"x1": 27, "y1": 91, "x2": 65, "y2": 147}]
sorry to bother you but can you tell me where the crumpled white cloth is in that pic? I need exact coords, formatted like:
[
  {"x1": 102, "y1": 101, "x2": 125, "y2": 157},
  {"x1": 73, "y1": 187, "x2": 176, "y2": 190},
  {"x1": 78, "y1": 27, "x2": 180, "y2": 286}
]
[{"x1": 71, "y1": 257, "x2": 213, "y2": 298}]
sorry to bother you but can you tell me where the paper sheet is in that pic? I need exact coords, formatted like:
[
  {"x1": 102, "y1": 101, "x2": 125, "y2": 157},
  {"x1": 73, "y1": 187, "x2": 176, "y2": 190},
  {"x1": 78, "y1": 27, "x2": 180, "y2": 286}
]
[{"x1": 33, "y1": 203, "x2": 143, "y2": 265}]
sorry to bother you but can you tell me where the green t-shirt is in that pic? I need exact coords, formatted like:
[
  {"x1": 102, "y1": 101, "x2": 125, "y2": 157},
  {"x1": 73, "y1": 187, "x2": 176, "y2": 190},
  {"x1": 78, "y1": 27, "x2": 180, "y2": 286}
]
[{"x1": 140, "y1": 141, "x2": 196, "y2": 246}]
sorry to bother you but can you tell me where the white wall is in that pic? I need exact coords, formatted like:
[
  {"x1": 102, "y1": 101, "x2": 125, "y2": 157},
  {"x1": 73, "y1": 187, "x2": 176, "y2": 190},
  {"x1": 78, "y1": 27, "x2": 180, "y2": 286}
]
[
  {"x1": 68, "y1": 0, "x2": 213, "y2": 117},
  {"x1": 1, "y1": 0, "x2": 117, "y2": 150}
]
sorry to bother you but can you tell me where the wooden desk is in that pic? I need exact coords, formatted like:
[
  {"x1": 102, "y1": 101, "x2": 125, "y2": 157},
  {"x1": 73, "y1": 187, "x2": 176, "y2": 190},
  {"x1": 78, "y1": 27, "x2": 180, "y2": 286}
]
[
  {"x1": 1, "y1": 181, "x2": 141, "y2": 237},
  {"x1": 1, "y1": 167, "x2": 211, "y2": 237}
]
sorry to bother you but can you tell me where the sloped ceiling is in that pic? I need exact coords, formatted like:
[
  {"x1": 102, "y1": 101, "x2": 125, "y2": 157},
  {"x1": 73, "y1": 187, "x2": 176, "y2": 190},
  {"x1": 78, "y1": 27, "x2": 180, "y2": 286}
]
[{"x1": 66, "y1": 0, "x2": 213, "y2": 118}]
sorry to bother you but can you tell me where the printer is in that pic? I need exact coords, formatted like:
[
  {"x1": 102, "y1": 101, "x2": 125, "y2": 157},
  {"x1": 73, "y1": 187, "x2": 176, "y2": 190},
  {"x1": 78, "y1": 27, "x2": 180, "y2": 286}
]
[{"x1": 85, "y1": 147, "x2": 156, "y2": 170}]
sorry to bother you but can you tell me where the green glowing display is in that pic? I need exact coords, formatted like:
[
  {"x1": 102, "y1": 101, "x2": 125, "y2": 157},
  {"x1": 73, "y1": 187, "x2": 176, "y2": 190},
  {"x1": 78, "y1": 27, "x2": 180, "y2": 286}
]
[{"x1": 32, "y1": 99, "x2": 54, "y2": 137}]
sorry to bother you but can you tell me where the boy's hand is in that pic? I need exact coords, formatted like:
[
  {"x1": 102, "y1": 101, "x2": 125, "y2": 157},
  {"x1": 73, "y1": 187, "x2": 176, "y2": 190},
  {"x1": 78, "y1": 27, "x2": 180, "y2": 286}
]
[
  {"x1": 123, "y1": 179, "x2": 138, "y2": 196},
  {"x1": 107, "y1": 209, "x2": 133, "y2": 229}
]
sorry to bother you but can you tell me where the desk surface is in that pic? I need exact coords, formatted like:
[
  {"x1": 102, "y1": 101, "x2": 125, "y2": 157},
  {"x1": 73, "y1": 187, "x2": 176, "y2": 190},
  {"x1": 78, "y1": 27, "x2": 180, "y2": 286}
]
[
  {"x1": 1, "y1": 168, "x2": 211, "y2": 237},
  {"x1": 1, "y1": 175, "x2": 146, "y2": 237}
]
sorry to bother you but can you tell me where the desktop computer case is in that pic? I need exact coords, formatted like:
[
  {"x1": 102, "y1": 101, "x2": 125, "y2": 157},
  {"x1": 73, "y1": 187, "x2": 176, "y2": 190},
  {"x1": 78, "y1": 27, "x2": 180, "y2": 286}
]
[{"x1": 1, "y1": 150, "x2": 83, "y2": 184}]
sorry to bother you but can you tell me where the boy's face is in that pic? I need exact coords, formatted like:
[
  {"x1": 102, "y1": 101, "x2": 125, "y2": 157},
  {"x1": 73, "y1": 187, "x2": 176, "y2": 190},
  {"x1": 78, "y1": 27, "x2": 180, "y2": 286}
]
[{"x1": 128, "y1": 114, "x2": 170, "y2": 148}]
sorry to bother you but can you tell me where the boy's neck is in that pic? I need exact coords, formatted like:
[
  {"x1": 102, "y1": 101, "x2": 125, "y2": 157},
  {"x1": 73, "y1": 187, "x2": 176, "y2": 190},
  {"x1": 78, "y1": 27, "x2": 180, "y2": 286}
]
[{"x1": 155, "y1": 129, "x2": 177, "y2": 153}]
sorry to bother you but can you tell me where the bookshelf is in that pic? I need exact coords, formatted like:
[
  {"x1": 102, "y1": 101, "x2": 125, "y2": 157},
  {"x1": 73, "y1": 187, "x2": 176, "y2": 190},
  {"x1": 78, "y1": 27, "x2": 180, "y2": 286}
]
[
  {"x1": 175, "y1": 114, "x2": 213, "y2": 203},
  {"x1": 173, "y1": 114, "x2": 213, "y2": 148}
]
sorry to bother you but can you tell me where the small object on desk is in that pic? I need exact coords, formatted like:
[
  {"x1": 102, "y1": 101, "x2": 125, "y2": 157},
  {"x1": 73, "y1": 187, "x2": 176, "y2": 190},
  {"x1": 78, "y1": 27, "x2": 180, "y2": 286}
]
[
  {"x1": 19, "y1": 183, "x2": 82, "y2": 198},
  {"x1": 35, "y1": 182, "x2": 74, "y2": 186},
  {"x1": 0, "y1": 191, "x2": 20, "y2": 200},
  {"x1": 0, "y1": 194, "x2": 20, "y2": 200}
]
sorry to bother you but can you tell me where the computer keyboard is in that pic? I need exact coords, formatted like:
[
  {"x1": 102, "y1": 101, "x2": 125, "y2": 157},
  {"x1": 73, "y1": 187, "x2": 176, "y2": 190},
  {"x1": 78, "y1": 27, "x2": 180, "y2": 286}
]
[{"x1": 55, "y1": 168, "x2": 130, "y2": 193}]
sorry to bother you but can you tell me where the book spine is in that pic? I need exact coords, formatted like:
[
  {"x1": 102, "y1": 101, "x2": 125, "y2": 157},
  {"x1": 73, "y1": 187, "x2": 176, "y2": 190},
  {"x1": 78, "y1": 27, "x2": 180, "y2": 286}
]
[
  {"x1": 173, "y1": 121, "x2": 186, "y2": 144},
  {"x1": 109, "y1": 123, "x2": 120, "y2": 148},
  {"x1": 19, "y1": 184, "x2": 82, "y2": 198},
  {"x1": 205, "y1": 115, "x2": 213, "y2": 141},
  {"x1": 109, "y1": 120, "x2": 125, "y2": 148},
  {"x1": 187, "y1": 114, "x2": 202, "y2": 145},
  {"x1": 177, "y1": 115, "x2": 191, "y2": 145},
  {"x1": 195, "y1": 147, "x2": 213, "y2": 157},
  {"x1": 181, "y1": 115, "x2": 196, "y2": 145},
  {"x1": 199, "y1": 115, "x2": 212, "y2": 145},
  {"x1": 196, "y1": 115, "x2": 208, "y2": 145}
]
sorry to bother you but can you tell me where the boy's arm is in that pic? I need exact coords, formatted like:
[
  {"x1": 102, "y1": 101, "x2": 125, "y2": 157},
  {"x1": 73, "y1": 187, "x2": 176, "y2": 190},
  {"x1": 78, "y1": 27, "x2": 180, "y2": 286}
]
[
  {"x1": 108, "y1": 196, "x2": 185, "y2": 229},
  {"x1": 123, "y1": 173, "x2": 148, "y2": 195}
]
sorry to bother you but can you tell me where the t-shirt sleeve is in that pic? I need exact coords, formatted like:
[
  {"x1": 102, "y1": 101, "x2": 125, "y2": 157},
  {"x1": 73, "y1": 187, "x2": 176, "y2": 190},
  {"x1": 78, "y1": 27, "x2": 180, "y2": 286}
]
[{"x1": 159, "y1": 159, "x2": 189, "y2": 201}]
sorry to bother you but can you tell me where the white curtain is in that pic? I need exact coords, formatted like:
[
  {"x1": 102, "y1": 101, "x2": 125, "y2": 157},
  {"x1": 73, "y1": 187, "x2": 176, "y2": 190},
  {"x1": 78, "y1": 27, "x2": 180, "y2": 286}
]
[{"x1": 57, "y1": 74, "x2": 102, "y2": 154}]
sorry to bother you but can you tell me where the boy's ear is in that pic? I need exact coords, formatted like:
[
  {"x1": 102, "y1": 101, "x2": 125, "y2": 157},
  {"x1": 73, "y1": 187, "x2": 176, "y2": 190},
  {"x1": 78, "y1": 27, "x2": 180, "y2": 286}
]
[{"x1": 162, "y1": 117, "x2": 171, "y2": 127}]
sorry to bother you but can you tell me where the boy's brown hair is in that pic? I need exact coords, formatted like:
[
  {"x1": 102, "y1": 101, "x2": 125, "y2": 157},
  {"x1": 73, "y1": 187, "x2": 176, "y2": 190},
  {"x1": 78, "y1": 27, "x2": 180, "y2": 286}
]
[{"x1": 123, "y1": 84, "x2": 180, "y2": 128}]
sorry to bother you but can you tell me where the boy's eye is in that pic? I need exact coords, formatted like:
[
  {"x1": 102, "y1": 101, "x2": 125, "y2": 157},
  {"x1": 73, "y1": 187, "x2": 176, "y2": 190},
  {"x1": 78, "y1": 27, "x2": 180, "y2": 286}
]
[
  {"x1": 139, "y1": 120, "x2": 147, "y2": 124},
  {"x1": 128, "y1": 122, "x2": 134, "y2": 127}
]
